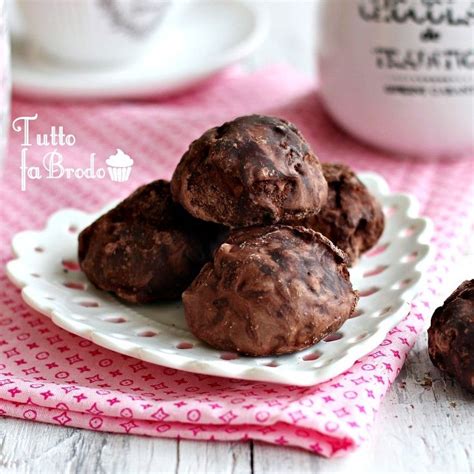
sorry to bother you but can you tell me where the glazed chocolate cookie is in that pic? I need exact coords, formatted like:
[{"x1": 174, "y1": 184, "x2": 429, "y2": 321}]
[
  {"x1": 171, "y1": 115, "x2": 328, "y2": 228},
  {"x1": 428, "y1": 280, "x2": 474, "y2": 393},
  {"x1": 183, "y1": 226, "x2": 358, "y2": 356},
  {"x1": 78, "y1": 180, "x2": 218, "y2": 303},
  {"x1": 291, "y1": 163, "x2": 384, "y2": 265}
]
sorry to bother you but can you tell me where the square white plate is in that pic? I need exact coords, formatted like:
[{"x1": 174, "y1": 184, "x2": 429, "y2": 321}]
[{"x1": 6, "y1": 172, "x2": 433, "y2": 386}]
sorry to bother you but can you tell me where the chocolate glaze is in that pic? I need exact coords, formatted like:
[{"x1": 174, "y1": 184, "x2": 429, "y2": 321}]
[
  {"x1": 290, "y1": 163, "x2": 384, "y2": 265},
  {"x1": 78, "y1": 180, "x2": 218, "y2": 303},
  {"x1": 183, "y1": 225, "x2": 358, "y2": 356},
  {"x1": 170, "y1": 115, "x2": 328, "y2": 228},
  {"x1": 428, "y1": 280, "x2": 474, "y2": 393}
]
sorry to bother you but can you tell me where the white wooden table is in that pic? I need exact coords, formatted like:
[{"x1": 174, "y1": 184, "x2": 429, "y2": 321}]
[{"x1": 1, "y1": 2, "x2": 472, "y2": 473}]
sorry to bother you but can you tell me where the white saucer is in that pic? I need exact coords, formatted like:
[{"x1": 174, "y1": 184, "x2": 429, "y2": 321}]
[{"x1": 11, "y1": 0, "x2": 267, "y2": 100}]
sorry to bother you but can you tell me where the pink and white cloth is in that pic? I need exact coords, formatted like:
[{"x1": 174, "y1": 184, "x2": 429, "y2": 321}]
[{"x1": 0, "y1": 66, "x2": 472, "y2": 457}]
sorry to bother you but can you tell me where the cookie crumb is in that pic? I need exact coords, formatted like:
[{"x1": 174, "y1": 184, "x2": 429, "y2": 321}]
[{"x1": 420, "y1": 373, "x2": 433, "y2": 388}]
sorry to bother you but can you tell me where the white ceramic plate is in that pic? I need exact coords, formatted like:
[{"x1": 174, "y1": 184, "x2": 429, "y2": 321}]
[
  {"x1": 11, "y1": 0, "x2": 267, "y2": 100},
  {"x1": 6, "y1": 173, "x2": 433, "y2": 386}
]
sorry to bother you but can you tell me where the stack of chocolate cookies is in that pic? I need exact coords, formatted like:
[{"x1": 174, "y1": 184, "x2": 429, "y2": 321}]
[{"x1": 79, "y1": 115, "x2": 384, "y2": 357}]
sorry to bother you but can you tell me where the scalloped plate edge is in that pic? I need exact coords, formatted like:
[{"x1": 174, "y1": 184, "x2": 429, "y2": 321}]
[{"x1": 6, "y1": 172, "x2": 435, "y2": 386}]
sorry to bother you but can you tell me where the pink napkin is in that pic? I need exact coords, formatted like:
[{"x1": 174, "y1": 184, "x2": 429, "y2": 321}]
[{"x1": 0, "y1": 66, "x2": 472, "y2": 457}]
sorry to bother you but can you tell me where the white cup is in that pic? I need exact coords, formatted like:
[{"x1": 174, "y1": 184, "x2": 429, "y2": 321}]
[{"x1": 16, "y1": 0, "x2": 172, "y2": 66}]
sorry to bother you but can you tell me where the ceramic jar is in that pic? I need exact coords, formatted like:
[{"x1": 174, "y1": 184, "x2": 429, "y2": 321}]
[{"x1": 316, "y1": 0, "x2": 474, "y2": 157}]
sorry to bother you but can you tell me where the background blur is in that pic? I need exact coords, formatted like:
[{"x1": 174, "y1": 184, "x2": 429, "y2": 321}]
[{"x1": 245, "y1": 1, "x2": 317, "y2": 76}]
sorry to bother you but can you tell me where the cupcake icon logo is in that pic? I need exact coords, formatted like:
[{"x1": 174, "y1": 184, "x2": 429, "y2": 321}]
[
  {"x1": 13, "y1": 114, "x2": 138, "y2": 190},
  {"x1": 106, "y1": 149, "x2": 134, "y2": 182}
]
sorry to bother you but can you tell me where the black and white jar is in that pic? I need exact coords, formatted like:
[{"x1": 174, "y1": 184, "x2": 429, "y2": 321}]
[{"x1": 317, "y1": 0, "x2": 474, "y2": 157}]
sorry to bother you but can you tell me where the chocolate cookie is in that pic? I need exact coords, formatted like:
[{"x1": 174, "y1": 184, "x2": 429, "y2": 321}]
[
  {"x1": 428, "y1": 280, "x2": 474, "y2": 393},
  {"x1": 290, "y1": 163, "x2": 384, "y2": 265},
  {"x1": 183, "y1": 226, "x2": 358, "y2": 356},
  {"x1": 171, "y1": 115, "x2": 328, "y2": 228},
  {"x1": 78, "y1": 180, "x2": 218, "y2": 303}
]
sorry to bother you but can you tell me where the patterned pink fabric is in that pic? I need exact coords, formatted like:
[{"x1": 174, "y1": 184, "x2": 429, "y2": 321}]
[{"x1": 0, "y1": 66, "x2": 472, "y2": 457}]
